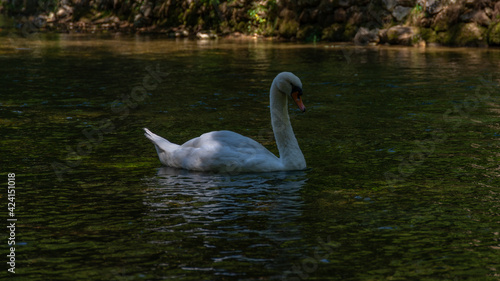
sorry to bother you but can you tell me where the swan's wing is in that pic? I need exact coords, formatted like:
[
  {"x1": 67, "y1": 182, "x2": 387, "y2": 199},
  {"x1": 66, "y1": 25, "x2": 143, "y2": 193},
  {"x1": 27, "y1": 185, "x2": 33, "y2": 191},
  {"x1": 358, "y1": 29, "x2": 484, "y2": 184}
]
[
  {"x1": 177, "y1": 130, "x2": 281, "y2": 172},
  {"x1": 180, "y1": 130, "x2": 266, "y2": 150}
]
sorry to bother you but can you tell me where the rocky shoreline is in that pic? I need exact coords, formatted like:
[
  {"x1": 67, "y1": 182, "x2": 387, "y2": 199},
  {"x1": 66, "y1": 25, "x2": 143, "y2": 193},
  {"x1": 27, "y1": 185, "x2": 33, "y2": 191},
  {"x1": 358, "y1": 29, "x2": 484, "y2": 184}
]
[{"x1": 2, "y1": 0, "x2": 500, "y2": 47}]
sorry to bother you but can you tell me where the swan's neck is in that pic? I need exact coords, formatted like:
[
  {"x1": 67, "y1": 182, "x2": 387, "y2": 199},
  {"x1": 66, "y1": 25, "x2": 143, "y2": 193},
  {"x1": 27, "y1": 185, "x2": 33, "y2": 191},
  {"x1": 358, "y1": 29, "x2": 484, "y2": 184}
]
[{"x1": 270, "y1": 84, "x2": 306, "y2": 170}]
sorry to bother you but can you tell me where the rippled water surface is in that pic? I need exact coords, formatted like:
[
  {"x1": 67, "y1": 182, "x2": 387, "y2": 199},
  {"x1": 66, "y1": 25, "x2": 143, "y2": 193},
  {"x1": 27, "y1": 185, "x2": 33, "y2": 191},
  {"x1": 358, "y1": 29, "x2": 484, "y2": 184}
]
[{"x1": 1, "y1": 33, "x2": 499, "y2": 280}]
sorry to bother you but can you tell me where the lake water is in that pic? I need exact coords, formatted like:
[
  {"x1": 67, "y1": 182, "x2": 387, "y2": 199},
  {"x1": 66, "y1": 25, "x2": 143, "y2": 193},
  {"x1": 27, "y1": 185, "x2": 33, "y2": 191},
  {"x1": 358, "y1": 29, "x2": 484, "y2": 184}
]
[{"x1": 1, "y1": 33, "x2": 499, "y2": 280}]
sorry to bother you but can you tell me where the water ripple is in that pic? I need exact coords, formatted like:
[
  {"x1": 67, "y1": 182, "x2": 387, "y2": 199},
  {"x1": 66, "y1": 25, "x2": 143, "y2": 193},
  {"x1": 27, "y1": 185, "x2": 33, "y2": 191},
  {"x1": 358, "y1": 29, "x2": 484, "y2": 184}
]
[{"x1": 142, "y1": 167, "x2": 308, "y2": 276}]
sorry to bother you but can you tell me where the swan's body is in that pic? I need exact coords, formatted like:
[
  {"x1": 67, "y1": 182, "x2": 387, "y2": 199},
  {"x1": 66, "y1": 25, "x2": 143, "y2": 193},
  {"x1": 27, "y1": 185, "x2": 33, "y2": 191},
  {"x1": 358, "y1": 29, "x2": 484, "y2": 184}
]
[{"x1": 144, "y1": 72, "x2": 306, "y2": 173}]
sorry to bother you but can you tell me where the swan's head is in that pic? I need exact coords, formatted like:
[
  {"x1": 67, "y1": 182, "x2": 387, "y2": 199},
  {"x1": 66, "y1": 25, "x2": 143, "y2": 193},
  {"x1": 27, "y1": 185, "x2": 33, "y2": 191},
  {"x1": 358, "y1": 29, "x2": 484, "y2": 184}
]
[{"x1": 274, "y1": 72, "x2": 306, "y2": 112}]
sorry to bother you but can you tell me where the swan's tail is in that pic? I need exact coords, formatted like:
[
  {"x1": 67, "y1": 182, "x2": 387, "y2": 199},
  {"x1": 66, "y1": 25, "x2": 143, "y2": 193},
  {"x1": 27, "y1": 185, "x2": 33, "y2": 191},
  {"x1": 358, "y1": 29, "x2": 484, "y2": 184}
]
[{"x1": 143, "y1": 128, "x2": 178, "y2": 153}]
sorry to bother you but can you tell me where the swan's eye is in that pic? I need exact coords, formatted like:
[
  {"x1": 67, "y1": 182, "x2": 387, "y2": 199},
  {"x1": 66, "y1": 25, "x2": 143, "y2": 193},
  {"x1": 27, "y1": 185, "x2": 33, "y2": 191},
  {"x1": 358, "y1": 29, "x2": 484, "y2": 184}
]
[
  {"x1": 291, "y1": 85, "x2": 303, "y2": 99},
  {"x1": 290, "y1": 84, "x2": 306, "y2": 112}
]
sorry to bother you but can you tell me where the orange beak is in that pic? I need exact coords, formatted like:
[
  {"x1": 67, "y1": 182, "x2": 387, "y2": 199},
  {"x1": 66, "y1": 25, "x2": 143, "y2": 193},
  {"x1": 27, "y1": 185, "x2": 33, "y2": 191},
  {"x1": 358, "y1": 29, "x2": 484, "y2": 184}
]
[{"x1": 291, "y1": 91, "x2": 306, "y2": 112}]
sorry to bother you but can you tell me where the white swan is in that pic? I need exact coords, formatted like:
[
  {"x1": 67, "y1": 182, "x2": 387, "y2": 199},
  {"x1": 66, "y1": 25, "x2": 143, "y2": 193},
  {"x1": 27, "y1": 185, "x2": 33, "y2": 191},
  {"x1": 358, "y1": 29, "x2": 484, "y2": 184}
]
[{"x1": 144, "y1": 72, "x2": 306, "y2": 173}]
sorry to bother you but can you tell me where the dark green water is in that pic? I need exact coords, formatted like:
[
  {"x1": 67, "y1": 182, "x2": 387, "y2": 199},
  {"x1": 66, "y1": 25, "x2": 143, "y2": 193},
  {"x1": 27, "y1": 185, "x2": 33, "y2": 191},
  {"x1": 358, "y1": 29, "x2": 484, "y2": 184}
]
[{"x1": 1, "y1": 33, "x2": 499, "y2": 280}]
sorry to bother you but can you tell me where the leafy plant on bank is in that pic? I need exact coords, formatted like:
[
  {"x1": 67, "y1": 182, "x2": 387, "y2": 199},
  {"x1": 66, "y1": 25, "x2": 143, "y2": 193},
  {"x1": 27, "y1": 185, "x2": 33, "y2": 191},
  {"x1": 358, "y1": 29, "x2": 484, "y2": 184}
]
[{"x1": 247, "y1": 0, "x2": 276, "y2": 35}]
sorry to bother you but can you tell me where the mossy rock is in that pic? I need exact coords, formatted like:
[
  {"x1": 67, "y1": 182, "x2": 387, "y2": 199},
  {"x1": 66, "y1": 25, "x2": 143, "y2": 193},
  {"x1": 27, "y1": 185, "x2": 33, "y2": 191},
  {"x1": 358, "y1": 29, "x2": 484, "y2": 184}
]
[
  {"x1": 278, "y1": 19, "x2": 299, "y2": 38},
  {"x1": 297, "y1": 24, "x2": 322, "y2": 42},
  {"x1": 432, "y1": 15, "x2": 450, "y2": 33},
  {"x1": 385, "y1": 26, "x2": 418, "y2": 46},
  {"x1": 419, "y1": 28, "x2": 438, "y2": 43},
  {"x1": 322, "y1": 23, "x2": 345, "y2": 41},
  {"x1": 453, "y1": 23, "x2": 487, "y2": 46},
  {"x1": 487, "y1": 22, "x2": 500, "y2": 46},
  {"x1": 432, "y1": 4, "x2": 462, "y2": 33},
  {"x1": 386, "y1": 29, "x2": 398, "y2": 42},
  {"x1": 437, "y1": 23, "x2": 487, "y2": 47},
  {"x1": 343, "y1": 23, "x2": 358, "y2": 41}
]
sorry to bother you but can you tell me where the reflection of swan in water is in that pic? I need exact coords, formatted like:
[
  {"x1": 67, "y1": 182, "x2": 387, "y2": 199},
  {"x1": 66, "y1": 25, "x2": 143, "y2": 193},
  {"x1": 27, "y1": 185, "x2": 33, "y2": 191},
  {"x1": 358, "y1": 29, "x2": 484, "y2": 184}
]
[{"x1": 143, "y1": 167, "x2": 308, "y2": 276}]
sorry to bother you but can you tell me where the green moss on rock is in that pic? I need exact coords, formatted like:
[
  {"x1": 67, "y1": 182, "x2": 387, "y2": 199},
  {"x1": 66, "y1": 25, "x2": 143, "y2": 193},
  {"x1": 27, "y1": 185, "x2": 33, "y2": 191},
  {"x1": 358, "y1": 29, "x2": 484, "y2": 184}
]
[
  {"x1": 454, "y1": 23, "x2": 487, "y2": 47},
  {"x1": 278, "y1": 19, "x2": 299, "y2": 38},
  {"x1": 4, "y1": 0, "x2": 500, "y2": 46},
  {"x1": 488, "y1": 22, "x2": 500, "y2": 46},
  {"x1": 384, "y1": 26, "x2": 418, "y2": 46},
  {"x1": 436, "y1": 23, "x2": 487, "y2": 47},
  {"x1": 432, "y1": 4, "x2": 462, "y2": 33},
  {"x1": 343, "y1": 23, "x2": 358, "y2": 41},
  {"x1": 297, "y1": 24, "x2": 321, "y2": 42},
  {"x1": 322, "y1": 23, "x2": 345, "y2": 41},
  {"x1": 419, "y1": 28, "x2": 438, "y2": 43}
]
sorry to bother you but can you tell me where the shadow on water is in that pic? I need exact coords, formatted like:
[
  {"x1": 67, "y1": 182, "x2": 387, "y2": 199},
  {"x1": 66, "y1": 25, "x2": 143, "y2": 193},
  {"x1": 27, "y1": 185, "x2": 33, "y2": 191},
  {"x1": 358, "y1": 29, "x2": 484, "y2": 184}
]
[{"x1": 142, "y1": 167, "x2": 308, "y2": 278}]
